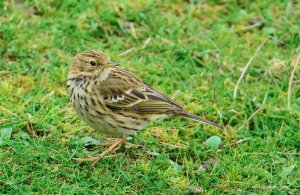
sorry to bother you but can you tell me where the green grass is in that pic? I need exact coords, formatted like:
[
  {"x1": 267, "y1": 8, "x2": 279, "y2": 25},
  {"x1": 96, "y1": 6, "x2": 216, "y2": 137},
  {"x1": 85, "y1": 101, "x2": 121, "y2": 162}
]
[{"x1": 0, "y1": 0, "x2": 299, "y2": 194}]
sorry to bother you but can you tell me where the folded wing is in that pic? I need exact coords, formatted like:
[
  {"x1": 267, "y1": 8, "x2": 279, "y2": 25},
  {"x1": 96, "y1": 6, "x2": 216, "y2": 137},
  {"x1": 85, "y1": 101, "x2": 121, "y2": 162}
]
[{"x1": 99, "y1": 68, "x2": 183, "y2": 114}]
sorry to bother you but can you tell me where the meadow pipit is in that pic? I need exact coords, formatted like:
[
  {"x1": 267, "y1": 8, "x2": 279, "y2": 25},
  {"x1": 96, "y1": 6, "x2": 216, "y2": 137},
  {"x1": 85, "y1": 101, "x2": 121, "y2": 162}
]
[{"x1": 67, "y1": 50, "x2": 220, "y2": 166}]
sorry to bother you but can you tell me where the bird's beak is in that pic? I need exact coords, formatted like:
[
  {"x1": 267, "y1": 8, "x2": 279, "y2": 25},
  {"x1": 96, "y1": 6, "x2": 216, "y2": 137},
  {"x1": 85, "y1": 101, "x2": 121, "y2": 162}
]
[
  {"x1": 107, "y1": 61, "x2": 119, "y2": 66},
  {"x1": 103, "y1": 61, "x2": 120, "y2": 68}
]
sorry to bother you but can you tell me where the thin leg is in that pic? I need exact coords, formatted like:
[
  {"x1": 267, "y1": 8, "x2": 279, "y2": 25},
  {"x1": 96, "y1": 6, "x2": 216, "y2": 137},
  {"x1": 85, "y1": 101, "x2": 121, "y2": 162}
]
[
  {"x1": 95, "y1": 138, "x2": 143, "y2": 149},
  {"x1": 95, "y1": 142, "x2": 115, "y2": 148},
  {"x1": 74, "y1": 137, "x2": 143, "y2": 166},
  {"x1": 74, "y1": 137, "x2": 125, "y2": 164},
  {"x1": 90, "y1": 137, "x2": 125, "y2": 167}
]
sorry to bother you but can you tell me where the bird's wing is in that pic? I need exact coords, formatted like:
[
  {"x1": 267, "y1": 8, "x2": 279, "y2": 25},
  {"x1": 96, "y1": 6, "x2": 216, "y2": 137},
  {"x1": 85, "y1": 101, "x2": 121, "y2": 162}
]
[{"x1": 99, "y1": 68, "x2": 183, "y2": 113}]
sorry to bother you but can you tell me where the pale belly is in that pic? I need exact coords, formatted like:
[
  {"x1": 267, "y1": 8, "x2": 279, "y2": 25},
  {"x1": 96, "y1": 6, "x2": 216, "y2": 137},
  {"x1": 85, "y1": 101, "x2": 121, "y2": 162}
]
[{"x1": 67, "y1": 79, "x2": 166, "y2": 137}]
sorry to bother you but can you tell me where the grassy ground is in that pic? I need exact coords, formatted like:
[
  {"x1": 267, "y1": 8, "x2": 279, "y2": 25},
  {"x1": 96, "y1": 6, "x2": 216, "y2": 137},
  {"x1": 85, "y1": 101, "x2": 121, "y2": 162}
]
[{"x1": 0, "y1": 0, "x2": 299, "y2": 194}]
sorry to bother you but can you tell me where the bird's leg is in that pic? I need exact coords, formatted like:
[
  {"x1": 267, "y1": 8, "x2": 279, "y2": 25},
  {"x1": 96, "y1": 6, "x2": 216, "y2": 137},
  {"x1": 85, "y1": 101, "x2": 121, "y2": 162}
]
[
  {"x1": 95, "y1": 137, "x2": 143, "y2": 149},
  {"x1": 94, "y1": 138, "x2": 116, "y2": 148},
  {"x1": 103, "y1": 136, "x2": 114, "y2": 143},
  {"x1": 93, "y1": 136, "x2": 120, "y2": 148},
  {"x1": 95, "y1": 142, "x2": 115, "y2": 147},
  {"x1": 90, "y1": 137, "x2": 125, "y2": 167},
  {"x1": 74, "y1": 137, "x2": 143, "y2": 166},
  {"x1": 74, "y1": 137, "x2": 125, "y2": 165}
]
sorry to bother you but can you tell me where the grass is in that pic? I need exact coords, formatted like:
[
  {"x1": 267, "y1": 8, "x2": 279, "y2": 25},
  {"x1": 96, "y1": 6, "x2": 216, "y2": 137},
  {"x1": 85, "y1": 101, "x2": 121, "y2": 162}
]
[{"x1": 0, "y1": 0, "x2": 299, "y2": 194}]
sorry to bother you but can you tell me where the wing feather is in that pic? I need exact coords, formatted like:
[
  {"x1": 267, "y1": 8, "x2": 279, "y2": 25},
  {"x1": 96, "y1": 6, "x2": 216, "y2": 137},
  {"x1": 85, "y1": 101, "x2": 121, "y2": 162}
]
[{"x1": 99, "y1": 68, "x2": 183, "y2": 113}]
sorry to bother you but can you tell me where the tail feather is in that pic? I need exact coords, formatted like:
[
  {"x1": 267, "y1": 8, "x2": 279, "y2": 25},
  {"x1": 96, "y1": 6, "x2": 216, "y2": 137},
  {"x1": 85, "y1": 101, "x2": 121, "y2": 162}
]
[{"x1": 178, "y1": 111, "x2": 222, "y2": 129}]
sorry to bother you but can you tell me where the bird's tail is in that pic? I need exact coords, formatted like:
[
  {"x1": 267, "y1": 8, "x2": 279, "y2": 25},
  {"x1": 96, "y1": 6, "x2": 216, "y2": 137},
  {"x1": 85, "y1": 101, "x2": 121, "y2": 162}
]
[{"x1": 177, "y1": 110, "x2": 222, "y2": 129}]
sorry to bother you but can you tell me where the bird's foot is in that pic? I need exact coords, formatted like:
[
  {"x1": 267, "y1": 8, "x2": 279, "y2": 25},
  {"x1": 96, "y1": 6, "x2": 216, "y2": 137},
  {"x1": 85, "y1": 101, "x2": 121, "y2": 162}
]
[
  {"x1": 74, "y1": 137, "x2": 143, "y2": 167},
  {"x1": 74, "y1": 137, "x2": 125, "y2": 167}
]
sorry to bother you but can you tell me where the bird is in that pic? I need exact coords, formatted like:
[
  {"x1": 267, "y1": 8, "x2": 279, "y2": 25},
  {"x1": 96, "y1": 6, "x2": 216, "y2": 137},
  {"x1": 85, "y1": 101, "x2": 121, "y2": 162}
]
[{"x1": 67, "y1": 50, "x2": 221, "y2": 166}]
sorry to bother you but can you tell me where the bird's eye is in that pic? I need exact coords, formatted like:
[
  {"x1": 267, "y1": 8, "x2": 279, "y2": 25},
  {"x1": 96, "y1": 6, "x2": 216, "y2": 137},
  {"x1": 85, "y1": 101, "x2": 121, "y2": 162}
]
[{"x1": 89, "y1": 61, "x2": 97, "y2": 66}]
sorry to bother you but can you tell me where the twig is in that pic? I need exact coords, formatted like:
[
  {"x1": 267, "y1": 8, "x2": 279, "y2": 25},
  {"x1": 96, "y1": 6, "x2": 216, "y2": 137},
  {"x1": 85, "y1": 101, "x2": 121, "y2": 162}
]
[
  {"x1": 159, "y1": 141, "x2": 188, "y2": 149},
  {"x1": 187, "y1": 32, "x2": 201, "y2": 42},
  {"x1": 288, "y1": 54, "x2": 300, "y2": 109},
  {"x1": 0, "y1": 71, "x2": 13, "y2": 75},
  {"x1": 277, "y1": 122, "x2": 285, "y2": 135},
  {"x1": 141, "y1": 37, "x2": 152, "y2": 49},
  {"x1": 236, "y1": 106, "x2": 264, "y2": 131},
  {"x1": 246, "y1": 152, "x2": 300, "y2": 155},
  {"x1": 129, "y1": 23, "x2": 138, "y2": 39},
  {"x1": 75, "y1": 153, "x2": 123, "y2": 162},
  {"x1": 119, "y1": 48, "x2": 136, "y2": 56},
  {"x1": 194, "y1": 157, "x2": 217, "y2": 171},
  {"x1": 233, "y1": 37, "x2": 269, "y2": 99},
  {"x1": 245, "y1": 106, "x2": 265, "y2": 125},
  {"x1": 26, "y1": 122, "x2": 38, "y2": 138},
  {"x1": 102, "y1": 153, "x2": 123, "y2": 158},
  {"x1": 40, "y1": 90, "x2": 54, "y2": 102},
  {"x1": 156, "y1": 35, "x2": 174, "y2": 46},
  {"x1": 233, "y1": 22, "x2": 263, "y2": 32},
  {"x1": 217, "y1": 111, "x2": 225, "y2": 130},
  {"x1": 275, "y1": 122, "x2": 285, "y2": 144},
  {"x1": 0, "y1": 105, "x2": 39, "y2": 138},
  {"x1": 0, "y1": 105, "x2": 22, "y2": 120},
  {"x1": 171, "y1": 90, "x2": 180, "y2": 99},
  {"x1": 227, "y1": 137, "x2": 251, "y2": 147}
]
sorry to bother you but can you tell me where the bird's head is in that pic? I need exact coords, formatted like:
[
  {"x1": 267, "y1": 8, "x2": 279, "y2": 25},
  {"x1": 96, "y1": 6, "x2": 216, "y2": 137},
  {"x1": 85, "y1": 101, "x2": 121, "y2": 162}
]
[{"x1": 69, "y1": 50, "x2": 119, "y2": 76}]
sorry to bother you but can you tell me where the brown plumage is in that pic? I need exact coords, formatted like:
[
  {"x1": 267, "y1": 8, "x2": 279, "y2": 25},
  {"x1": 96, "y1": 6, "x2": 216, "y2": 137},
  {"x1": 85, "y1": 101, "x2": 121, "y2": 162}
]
[{"x1": 67, "y1": 50, "x2": 220, "y2": 165}]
